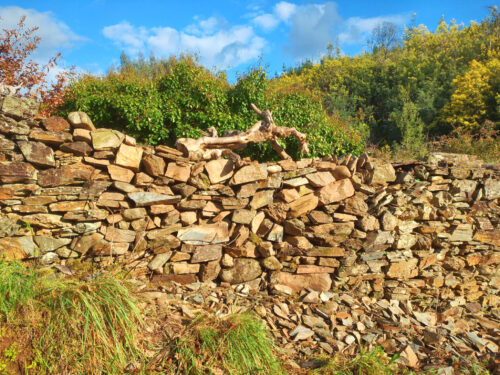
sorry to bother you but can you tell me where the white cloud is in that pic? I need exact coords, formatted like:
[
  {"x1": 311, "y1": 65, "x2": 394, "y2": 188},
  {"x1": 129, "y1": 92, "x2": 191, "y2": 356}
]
[
  {"x1": 253, "y1": 13, "x2": 279, "y2": 31},
  {"x1": 103, "y1": 22, "x2": 148, "y2": 54},
  {"x1": 284, "y1": 2, "x2": 342, "y2": 59},
  {"x1": 339, "y1": 14, "x2": 408, "y2": 45},
  {"x1": 0, "y1": 6, "x2": 84, "y2": 62},
  {"x1": 275, "y1": 2, "x2": 297, "y2": 21},
  {"x1": 103, "y1": 17, "x2": 266, "y2": 70},
  {"x1": 278, "y1": 1, "x2": 409, "y2": 60}
]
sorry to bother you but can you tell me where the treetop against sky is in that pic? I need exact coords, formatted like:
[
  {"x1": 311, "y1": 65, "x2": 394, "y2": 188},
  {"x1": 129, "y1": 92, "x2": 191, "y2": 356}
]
[{"x1": 0, "y1": 1, "x2": 495, "y2": 80}]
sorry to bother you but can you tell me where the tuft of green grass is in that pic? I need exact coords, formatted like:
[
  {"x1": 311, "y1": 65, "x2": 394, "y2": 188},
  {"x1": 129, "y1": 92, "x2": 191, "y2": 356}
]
[
  {"x1": 312, "y1": 346, "x2": 400, "y2": 375},
  {"x1": 0, "y1": 260, "x2": 144, "y2": 374},
  {"x1": 36, "y1": 275, "x2": 144, "y2": 374},
  {"x1": 158, "y1": 312, "x2": 285, "y2": 375},
  {"x1": 0, "y1": 261, "x2": 37, "y2": 321}
]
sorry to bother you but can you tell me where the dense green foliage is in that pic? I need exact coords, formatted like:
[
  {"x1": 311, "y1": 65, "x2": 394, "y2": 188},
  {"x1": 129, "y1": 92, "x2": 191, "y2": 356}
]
[
  {"x1": 278, "y1": 8, "x2": 500, "y2": 150},
  {"x1": 60, "y1": 56, "x2": 366, "y2": 161},
  {"x1": 59, "y1": 9, "x2": 499, "y2": 160}
]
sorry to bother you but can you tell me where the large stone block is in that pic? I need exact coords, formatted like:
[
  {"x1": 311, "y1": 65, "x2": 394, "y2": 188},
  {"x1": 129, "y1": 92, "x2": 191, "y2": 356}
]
[{"x1": 0, "y1": 95, "x2": 39, "y2": 119}]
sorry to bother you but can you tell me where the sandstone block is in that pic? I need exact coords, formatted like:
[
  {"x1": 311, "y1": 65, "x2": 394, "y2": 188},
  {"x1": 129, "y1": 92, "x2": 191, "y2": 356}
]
[
  {"x1": 68, "y1": 111, "x2": 96, "y2": 131},
  {"x1": 142, "y1": 154, "x2": 165, "y2": 176},
  {"x1": 18, "y1": 141, "x2": 55, "y2": 167},
  {"x1": 316, "y1": 179, "x2": 354, "y2": 205},
  {"x1": 42, "y1": 116, "x2": 70, "y2": 132},
  {"x1": 220, "y1": 258, "x2": 262, "y2": 284},
  {"x1": 166, "y1": 162, "x2": 191, "y2": 182},
  {"x1": 288, "y1": 194, "x2": 318, "y2": 218},
  {"x1": 115, "y1": 143, "x2": 143, "y2": 171},
  {"x1": 91, "y1": 128, "x2": 125, "y2": 150},
  {"x1": 230, "y1": 163, "x2": 267, "y2": 185},
  {"x1": 205, "y1": 159, "x2": 234, "y2": 184}
]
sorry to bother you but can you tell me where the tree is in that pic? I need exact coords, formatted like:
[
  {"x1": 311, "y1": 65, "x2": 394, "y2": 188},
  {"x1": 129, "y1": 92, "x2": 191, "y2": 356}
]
[
  {"x1": 368, "y1": 21, "x2": 402, "y2": 57},
  {"x1": 0, "y1": 15, "x2": 73, "y2": 115}
]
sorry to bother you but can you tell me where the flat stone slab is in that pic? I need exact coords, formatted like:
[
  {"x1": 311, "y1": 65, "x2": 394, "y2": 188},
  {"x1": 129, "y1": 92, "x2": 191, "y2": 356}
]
[{"x1": 177, "y1": 222, "x2": 229, "y2": 245}]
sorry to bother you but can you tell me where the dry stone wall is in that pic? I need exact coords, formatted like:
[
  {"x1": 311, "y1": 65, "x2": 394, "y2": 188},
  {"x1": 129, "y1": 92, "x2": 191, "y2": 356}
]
[{"x1": 0, "y1": 94, "x2": 499, "y2": 300}]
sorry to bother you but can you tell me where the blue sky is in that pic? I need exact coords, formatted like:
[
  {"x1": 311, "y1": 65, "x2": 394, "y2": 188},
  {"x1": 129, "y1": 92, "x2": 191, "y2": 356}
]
[{"x1": 1, "y1": 1, "x2": 496, "y2": 81}]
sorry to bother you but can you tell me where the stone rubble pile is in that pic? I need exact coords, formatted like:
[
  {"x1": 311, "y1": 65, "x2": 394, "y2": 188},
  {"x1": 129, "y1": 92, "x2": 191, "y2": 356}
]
[{"x1": 0, "y1": 94, "x2": 499, "y2": 371}]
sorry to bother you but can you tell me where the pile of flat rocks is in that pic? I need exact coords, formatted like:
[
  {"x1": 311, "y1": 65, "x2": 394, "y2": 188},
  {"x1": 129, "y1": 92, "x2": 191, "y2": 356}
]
[{"x1": 0, "y1": 94, "x2": 499, "y2": 372}]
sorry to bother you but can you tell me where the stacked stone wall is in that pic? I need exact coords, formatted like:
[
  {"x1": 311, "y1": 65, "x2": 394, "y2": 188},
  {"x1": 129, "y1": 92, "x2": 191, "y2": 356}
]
[{"x1": 0, "y1": 95, "x2": 499, "y2": 301}]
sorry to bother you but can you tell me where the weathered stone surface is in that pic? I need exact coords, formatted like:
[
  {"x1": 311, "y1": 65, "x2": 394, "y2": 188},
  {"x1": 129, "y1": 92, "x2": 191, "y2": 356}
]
[
  {"x1": 450, "y1": 224, "x2": 473, "y2": 242},
  {"x1": 270, "y1": 272, "x2": 332, "y2": 292},
  {"x1": 267, "y1": 223, "x2": 284, "y2": 242},
  {"x1": 306, "y1": 171, "x2": 335, "y2": 187},
  {"x1": 0, "y1": 236, "x2": 36, "y2": 260},
  {"x1": 107, "y1": 164, "x2": 134, "y2": 183},
  {"x1": 122, "y1": 207, "x2": 147, "y2": 221},
  {"x1": 68, "y1": 111, "x2": 96, "y2": 131},
  {"x1": 205, "y1": 159, "x2": 234, "y2": 184},
  {"x1": 357, "y1": 214, "x2": 380, "y2": 232},
  {"x1": 49, "y1": 201, "x2": 88, "y2": 212},
  {"x1": 18, "y1": 141, "x2": 55, "y2": 167},
  {"x1": 63, "y1": 209, "x2": 108, "y2": 221},
  {"x1": 142, "y1": 154, "x2": 165, "y2": 176},
  {"x1": 367, "y1": 161, "x2": 396, "y2": 185},
  {"x1": 91, "y1": 128, "x2": 125, "y2": 150},
  {"x1": 316, "y1": 179, "x2": 354, "y2": 205},
  {"x1": 230, "y1": 163, "x2": 267, "y2": 185},
  {"x1": 250, "y1": 190, "x2": 274, "y2": 210},
  {"x1": 72, "y1": 233, "x2": 104, "y2": 254},
  {"x1": 115, "y1": 143, "x2": 143, "y2": 171},
  {"x1": 0, "y1": 162, "x2": 37, "y2": 183},
  {"x1": 38, "y1": 163, "x2": 94, "y2": 187},
  {"x1": 191, "y1": 245, "x2": 222, "y2": 263},
  {"x1": 34, "y1": 236, "x2": 71, "y2": 253},
  {"x1": 29, "y1": 129, "x2": 72, "y2": 145},
  {"x1": 128, "y1": 192, "x2": 181, "y2": 206},
  {"x1": 343, "y1": 193, "x2": 369, "y2": 216},
  {"x1": 473, "y1": 230, "x2": 500, "y2": 247},
  {"x1": 72, "y1": 128, "x2": 91, "y2": 143},
  {"x1": 308, "y1": 247, "x2": 345, "y2": 257},
  {"x1": 105, "y1": 227, "x2": 136, "y2": 243},
  {"x1": 42, "y1": 116, "x2": 70, "y2": 132},
  {"x1": 1, "y1": 95, "x2": 39, "y2": 119},
  {"x1": 331, "y1": 166, "x2": 351, "y2": 179},
  {"x1": 177, "y1": 222, "x2": 229, "y2": 245},
  {"x1": 166, "y1": 162, "x2": 191, "y2": 182},
  {"x1": 283, "y1": 177, "x2": 309, "y2": 187},
  {"x1": 148, "y1": 252, "x2": 173, "y2": 271},
  {"x1": 199, "y1": 260, "x2": 221, "y2": 281},
  {"x1": 171, "y1": 262, "x2": 200, "y2": 275},
  {"x1": 484, "y1": 178, "x2": 500, "y2": 200},
  {"x1": 220, "y1": 258, "x2": 262, "y2": 284},
  {"x1": 386, "y1": 258, "x2": 419, "y2": 279},
  {"x1": 297, "y1": 265, "x2": 336, "y2": 274},
  {"x1": 232, "y1": 209, "x2": 256, "y2": 224},
  {"x1": 60, "y1": 141, "x2": 93, "y2": 156},
  {"x1": 288, "y1": 194, "x2": 318, "y2": 218},
  {"x1": 0, "y1": 114, "x2": 29, "y2": 135}
]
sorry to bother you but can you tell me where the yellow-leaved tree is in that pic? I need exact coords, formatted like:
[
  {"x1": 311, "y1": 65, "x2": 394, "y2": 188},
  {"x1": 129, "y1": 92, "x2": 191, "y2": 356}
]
[{"x1": 441, "y1": 55, "x2": 499, "y2": 133}]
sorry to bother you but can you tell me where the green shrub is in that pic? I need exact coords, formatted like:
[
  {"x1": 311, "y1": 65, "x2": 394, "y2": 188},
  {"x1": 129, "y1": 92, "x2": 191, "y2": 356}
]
[{"x1": 59, "y1": 55, "x2": 366, "y2": 161}]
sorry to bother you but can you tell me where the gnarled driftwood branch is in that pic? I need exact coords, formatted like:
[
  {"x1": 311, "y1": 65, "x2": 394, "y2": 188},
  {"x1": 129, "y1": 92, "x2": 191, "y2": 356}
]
[{"x1": 175, "y1": 103, "x2": 309, "y2": 161}]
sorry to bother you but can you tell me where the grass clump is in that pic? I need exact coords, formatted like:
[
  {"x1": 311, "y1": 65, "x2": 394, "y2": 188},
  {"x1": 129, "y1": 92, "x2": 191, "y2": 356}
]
[
  {"x1": 157, "y1": 312, "x2": 284, "y2": 375},
  {"x1": 311, "y1": 346, "x2": 400, "y2": 375},
  {"x1": 0, "y1": 261, "x2": 37, "y2": 321},
  {"x1": 0, "y1": 261, "x2": 143, "y2": 374}
]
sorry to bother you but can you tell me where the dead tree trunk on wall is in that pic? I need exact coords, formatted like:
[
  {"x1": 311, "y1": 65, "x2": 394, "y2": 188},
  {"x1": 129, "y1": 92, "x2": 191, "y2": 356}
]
[{"x1": 175, "y1": 104, "x2": 309, "y2": 162}]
